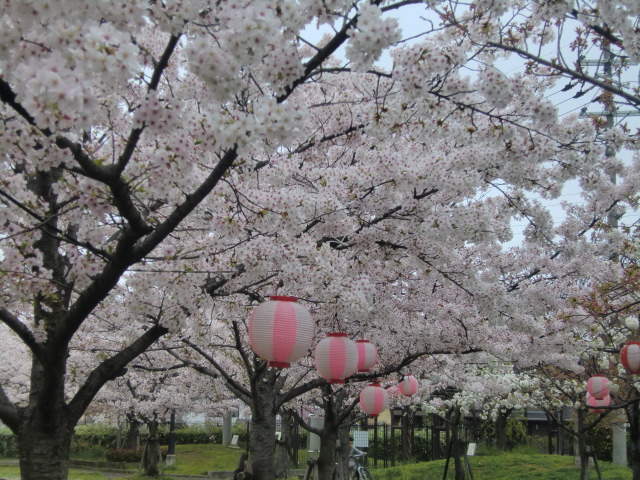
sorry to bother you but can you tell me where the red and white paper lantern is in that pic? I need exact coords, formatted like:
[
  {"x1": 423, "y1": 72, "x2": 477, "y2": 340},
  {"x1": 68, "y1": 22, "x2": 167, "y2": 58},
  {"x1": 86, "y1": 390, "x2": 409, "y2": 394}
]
[
  {"x1": 315, "y1": 333, "x2": 358, "y2": 383},
  {"x1": 356, "y1": 340, "x2": 378, "y2": 373},
  {"x1": 248, "y1": 296, "x2": 314, "y2": 368},
  {"x1": 360, "y1": 382, "x2": 389, "y2": 417},
  {"x1": 587, "y1": 376, "x2": 609, "y2": 400},
  {"x1": 398, "y1": 375, "x2": 418, "y2": 396},
  {"x1": 586, "y1": 393, "x2": 611, "y2": 414},
  {"x1": 621, "y1": 342, "x2": 640, "y2": 375}
]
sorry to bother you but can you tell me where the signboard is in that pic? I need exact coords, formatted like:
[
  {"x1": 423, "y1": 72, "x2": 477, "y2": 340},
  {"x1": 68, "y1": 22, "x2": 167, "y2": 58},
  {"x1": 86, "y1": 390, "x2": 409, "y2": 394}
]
[
  {"x1": 467, "y1": 443, "x2": 477, "y2": 457},
  {"x1": 307, "y1": 417, "x2": 324, "y2": 452}
]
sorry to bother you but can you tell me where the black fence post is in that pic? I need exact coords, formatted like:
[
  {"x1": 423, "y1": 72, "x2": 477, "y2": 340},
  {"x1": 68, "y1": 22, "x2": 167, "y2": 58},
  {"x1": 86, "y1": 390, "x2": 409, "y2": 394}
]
[{"x1": 167, "y1": 409, "x2": 176, "y2": 456}]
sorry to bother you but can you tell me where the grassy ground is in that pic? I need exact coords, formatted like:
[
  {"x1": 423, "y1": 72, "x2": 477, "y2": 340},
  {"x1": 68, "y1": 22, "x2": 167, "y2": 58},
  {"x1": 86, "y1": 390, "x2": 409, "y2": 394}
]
[
  {"x1": 371, "y1": 453, "x2": 632, "y2": 480},
  {"x1": 0, "y1": 446, "x2": 634, "y2": 479}
]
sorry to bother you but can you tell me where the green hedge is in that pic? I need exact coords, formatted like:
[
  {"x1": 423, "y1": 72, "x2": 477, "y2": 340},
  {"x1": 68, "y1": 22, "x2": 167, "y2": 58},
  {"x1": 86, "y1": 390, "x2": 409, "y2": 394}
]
[{"x1": 0, "y1": 422, "x2": 250, "y2": 458}]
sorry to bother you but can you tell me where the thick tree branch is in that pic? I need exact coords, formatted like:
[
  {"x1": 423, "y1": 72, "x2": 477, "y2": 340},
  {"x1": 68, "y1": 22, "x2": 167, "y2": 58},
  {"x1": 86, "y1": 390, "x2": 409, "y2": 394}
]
[
  {"x1": 0, "y1": 308, "x2": 44, "y2": 359},
  {"x1": 116, "y1": 34, "x2": 181, "y2": 175},
  {"x1": 281, "y1": 14, "x2": 356, "y2": 102},
  {"x1": 486, "y1": 41, "x2": 640, "y2": 109},
  {"x1": 0, "y1": 384, "x2": 20, "y2": 433},
  {"x1": 181, "y1": 338, "x2": 252, "y2": 401},
  {"x1": 133, "y1": 147, "x2": 239, "y2": 257},
  {"x1": 67, "y1": 323, "x2": 169, "y2": 424}
]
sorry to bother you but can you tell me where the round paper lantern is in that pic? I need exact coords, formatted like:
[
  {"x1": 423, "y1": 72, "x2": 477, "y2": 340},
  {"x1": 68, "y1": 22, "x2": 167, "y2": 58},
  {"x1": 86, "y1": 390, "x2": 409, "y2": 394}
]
[
  {"x1": 356, "y1": 340, "x2": 378, "y2": 373},
  {"x1": 398, "y1": 375, "x2": 418, "y2": 396},
  {"x1": 586, "y1": 393, "x2": 611, "y2": 414},
  {"x1": 360, "y1": 382, "x2": 389, "y2": 417},
  {"x1": 386, "y1": 385, "x2": 399, "y2": 397},
  {"x1": 587, "y1": 376, "x2": 609, "y2": 400},
  {"x1": 315, "y1": 333, "x2": 358, "y2": 383},
  {"x1": 248, "y1": 296, "x2": 314, "y2": 368},
  {"x1": 621, "y1": 342, "x2": 640, "y2": 375}
]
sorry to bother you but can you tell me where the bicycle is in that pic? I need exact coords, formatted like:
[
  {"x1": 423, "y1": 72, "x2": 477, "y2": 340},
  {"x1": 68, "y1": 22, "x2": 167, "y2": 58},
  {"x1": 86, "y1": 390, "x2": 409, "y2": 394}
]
[{"x1": 350, "y1": 453, "x2": 373, "y2": 480}]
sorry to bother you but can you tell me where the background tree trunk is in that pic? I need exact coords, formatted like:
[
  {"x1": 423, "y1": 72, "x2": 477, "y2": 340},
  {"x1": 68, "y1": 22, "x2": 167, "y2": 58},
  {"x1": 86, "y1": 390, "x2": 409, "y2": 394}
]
[
  {"x1": 449, "y1": 407, "x2": 466, "y2": 480},
  {"x1": 141, "y1": 419, "x2": 161, "y2": 476},
  {"x1": 126, "y1": 413, "x2": 141, "y2": 451},
  {"x1": 275, "y1": 409, "x2": 294, "y2": 479},
  {"x1": 627, "y1": 400, "x2": 640, "y2": 480},
  {"x1": 495, "y1": 408, "x2": 513, "y2": 451},
  {"x1": 576, "y1": 409, "x2": 590, "y2": 480}
]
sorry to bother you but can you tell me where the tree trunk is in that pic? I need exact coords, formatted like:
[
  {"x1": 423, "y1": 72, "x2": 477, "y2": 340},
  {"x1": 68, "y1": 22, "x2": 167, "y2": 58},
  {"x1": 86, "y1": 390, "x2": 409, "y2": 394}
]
[
  {"x1": 336, "y1": 426, "x2": 352, "y2": 480},
  {"x1": 126, "y1": 414, "x2": 141, "y2": 450},
  {"x1": 275, "y1": 410, "x2": 294, "y2": 479},
  {"x1": 15, "y1": 347, "x2": 75, "y2": 480},
  {"x1": 17, "y1": 422, "x2": 73, "y2": 480},
  {"x1": 450, "y1": 407, "x2": 466, "y2": 480},
  {"x1": 250, "y1": 413, "x2": 276, "y2": 480},
  {"x1": 627, "y1": 399, "x2": 640, "y2": 480},
  {"x1": 576, "y1": 409, "x2": 590, "y2": 480},
  {"x1": 249, "y1": 381, "x2": 277, "y2": 480},
  {"x1": 495, "y1": 408, "x2": 512, "y2": 451},
  {"x1": 317, "y1": 418, "x2": 339, "y2": 480},
  {"x1": 141, "y1": 419, "x2": 161, "y2": 476}
]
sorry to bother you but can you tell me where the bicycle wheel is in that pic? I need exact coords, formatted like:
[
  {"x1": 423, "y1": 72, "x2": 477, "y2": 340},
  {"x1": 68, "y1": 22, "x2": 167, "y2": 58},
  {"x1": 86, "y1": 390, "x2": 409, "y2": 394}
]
[{"x1": 358, "y1": 467, "x2": 373, "y2": 480}]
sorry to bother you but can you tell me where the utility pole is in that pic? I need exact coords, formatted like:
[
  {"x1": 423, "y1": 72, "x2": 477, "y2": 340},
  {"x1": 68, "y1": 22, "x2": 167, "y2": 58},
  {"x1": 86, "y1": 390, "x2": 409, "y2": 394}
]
[
  {"x1": 580, "y1": 41, "x2": 639, "y2": 234},
  {"x1": 581, "y1": 32, "x2": 639, "y2": 467}
]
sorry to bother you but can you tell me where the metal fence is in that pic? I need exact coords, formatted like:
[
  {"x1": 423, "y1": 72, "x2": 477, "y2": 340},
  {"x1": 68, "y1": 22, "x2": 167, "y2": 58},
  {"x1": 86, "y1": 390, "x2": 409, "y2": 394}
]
[{"x1": 288, "y1": 408, "x2": 477, "y2": 469}]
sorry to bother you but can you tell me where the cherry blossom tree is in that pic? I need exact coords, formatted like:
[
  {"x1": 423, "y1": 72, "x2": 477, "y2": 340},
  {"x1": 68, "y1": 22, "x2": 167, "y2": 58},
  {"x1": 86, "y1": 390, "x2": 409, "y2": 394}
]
[
  {"x1": 1, "y1": 2, "x2": 639, "y2": 480},
  {"x1": 570, "y1": 234, "x2": 640, "y2": 479}
]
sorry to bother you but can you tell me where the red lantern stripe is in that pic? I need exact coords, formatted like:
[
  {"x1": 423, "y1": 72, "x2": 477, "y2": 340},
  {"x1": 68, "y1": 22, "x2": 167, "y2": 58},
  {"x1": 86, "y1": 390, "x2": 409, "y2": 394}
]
[
  {"x1": 621, "y1": 342, "x2": 640, "y2": 375},
  {"x1": 315, "y1": 333, "x2": 358, "y2": 383},
  {"x1": 586, "y1": 393, "x2": 610, "y2": 414},
  {"x1": 398, "y1": 375, "x2": 418, "y2": 396},
  {"x1": 356, "y1": 340, "x2": 378, "y2": 372},
  {"x1": 329, "y1": 336, "x2": 347, "y2": 379},
  {"x1": 271, "y1": 300, "x2": 298, "y2": 362},
  {"x1": 360, "y1": 384, "x2": 389, "y2": 417},
  {"x1": 249, "y1": 296, "x2": 313, "y2": 368},
  {"x1": 587, "y1": 376, "x2": 609, "y2": 400}
]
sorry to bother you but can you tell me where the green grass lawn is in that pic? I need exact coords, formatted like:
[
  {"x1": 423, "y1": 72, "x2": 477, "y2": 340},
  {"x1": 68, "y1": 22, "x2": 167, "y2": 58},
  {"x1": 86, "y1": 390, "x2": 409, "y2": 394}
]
[
  {"x1": 0, "y1": 447, "x2": 634, "y2": 479},
  {"x1": 371, "y1": 453, "x2": 632, "y2": 480},
  {"x1": 166, "y1": 443, "x2": 245, "y2": 474}
]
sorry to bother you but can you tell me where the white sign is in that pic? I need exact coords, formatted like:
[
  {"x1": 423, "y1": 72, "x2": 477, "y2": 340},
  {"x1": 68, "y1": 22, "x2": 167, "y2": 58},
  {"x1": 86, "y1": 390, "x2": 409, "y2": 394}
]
[{"x1": 467, "y1": 443, "x2": 477, "y2": 457}]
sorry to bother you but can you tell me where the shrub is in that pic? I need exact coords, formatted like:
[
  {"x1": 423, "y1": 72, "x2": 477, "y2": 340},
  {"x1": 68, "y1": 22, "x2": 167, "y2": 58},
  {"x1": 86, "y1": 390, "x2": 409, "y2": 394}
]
[
  {"x1": 106, "y1": 448, "x2": 144, "y2": 462},
  {"x1": 0, "y1": 433, "x2": 17, "y2": 458},
  {"x1": 480, "y1": 418, "x2": 527, "y2": 450},
  {"x1": 74, "y1": 424, "x2": 120, "y2": 449}
]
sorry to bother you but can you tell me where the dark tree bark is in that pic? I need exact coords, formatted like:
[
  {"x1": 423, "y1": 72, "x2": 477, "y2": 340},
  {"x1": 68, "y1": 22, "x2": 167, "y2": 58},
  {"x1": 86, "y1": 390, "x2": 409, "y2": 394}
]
[
  {"x1": 312, "y1": 385, "x2": 359, "y2": 480},
  {"x1": 275, "y1": 409, "x2": 293, "y2": 479},
  {"x1": 495, "y1": 408, "x2": 513, "y2": 451},
  {"x1": 575, "y1": 408, "x2": 591, "y2": 480},
  {"x1": 450, "y1": 407, "x2": 466, "y2": 480},
  {"x1": 316, "y1": 411, "x2": 339, "y2": 480},
  {"x1": 126, "y1": 412, "x2": 141, "y2": 451},
  {"x1": 141, "y1": 419, "x2": 161, "y2": 476},
  {"x1": 249, "y1": 378, "x2": 278, "y2": 480},
  {"x1": 627, "y1": 399, "x2": 640, "y2": 480}
]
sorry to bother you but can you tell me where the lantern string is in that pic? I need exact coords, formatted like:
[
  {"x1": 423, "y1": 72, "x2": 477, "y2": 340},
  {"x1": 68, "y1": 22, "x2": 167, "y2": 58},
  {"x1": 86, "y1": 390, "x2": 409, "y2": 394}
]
[
  {"x1": 274, "y1": 279, "x2": 284, "y2": 297},
  {"x1": 334, "y1": 313, "x2": 342, "y2": 332}
]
